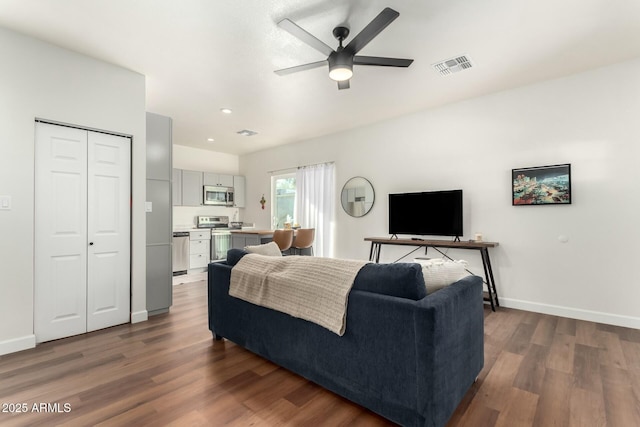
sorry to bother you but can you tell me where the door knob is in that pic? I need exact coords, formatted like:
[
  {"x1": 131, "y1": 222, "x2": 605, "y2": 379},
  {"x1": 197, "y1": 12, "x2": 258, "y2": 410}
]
[{"x1": 89, "y1": 242, "x2": 94, "y2": 246}]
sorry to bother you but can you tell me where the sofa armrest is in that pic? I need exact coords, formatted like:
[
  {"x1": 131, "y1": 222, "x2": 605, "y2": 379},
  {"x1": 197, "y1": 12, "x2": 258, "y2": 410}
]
[
  {"x1": 413, "y1": 275, "x2": 484, "y2": 427},
  {"x1": 207, "y1": 262, "x2": 232, "y2": 337}
]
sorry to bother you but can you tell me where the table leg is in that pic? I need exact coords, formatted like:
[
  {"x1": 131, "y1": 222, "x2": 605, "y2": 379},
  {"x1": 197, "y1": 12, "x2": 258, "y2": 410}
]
[
  {"x1": 480, "y1": 248, "x2": 496, "y2": 311},
  {"x1": 484, "y1": 248, "x2": 499, "y2": 307},
  {"x1": 480, "y1": 248, "x2": 499, "y2": 311},
  {"x1": 369, "y1": 242, "x2": 382, "y2": 263}
]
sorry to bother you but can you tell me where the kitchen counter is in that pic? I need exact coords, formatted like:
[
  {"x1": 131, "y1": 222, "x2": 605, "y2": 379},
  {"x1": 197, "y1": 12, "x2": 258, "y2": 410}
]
[
  {"x1": 230, "y1": 229, "x2": 274, "y2": 250},
  {"x1": 173, "y1": 227, "x2": 248, "y2": 233},
  {"x1": 172, "y1": 225, "x2": 201, "y2": 232},
  {"x1": 230, "y1": 229, "x2": 274, "y2": 236}
]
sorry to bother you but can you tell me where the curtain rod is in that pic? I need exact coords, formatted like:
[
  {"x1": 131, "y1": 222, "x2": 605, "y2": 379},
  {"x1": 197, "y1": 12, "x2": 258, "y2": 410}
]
[{"x1": 267, "y1": 161, "x2": 334, "y2": 175}]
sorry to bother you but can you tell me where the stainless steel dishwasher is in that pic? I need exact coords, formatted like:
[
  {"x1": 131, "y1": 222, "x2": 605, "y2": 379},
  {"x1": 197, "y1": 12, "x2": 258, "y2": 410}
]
[{"x1": 172, "y1": 231, "x2": 189, "y2": 275}]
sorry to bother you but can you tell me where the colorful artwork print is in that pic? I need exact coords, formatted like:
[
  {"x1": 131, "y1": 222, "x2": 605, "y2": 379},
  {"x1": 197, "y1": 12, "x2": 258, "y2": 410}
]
[{"x1": 512, "y1": 164, "x2": 571, "y2": 205}]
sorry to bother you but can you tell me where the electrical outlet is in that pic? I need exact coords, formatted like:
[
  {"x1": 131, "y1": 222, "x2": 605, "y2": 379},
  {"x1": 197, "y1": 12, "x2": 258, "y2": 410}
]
[{"x1": 0, "y1": 195, "x2": 11, "y2": 210}]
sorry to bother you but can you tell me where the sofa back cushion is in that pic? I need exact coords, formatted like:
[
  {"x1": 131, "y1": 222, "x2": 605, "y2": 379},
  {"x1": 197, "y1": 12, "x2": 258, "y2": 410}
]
[
  {"x1": 353, "y1": 263, "x2": 427, "y2": 300},
  {"x1": 226, "y1": 248, "x2": 248, "y2": 266},
  {"x1": 226, "y1": 250, "x2": 427, "y2": 301}
]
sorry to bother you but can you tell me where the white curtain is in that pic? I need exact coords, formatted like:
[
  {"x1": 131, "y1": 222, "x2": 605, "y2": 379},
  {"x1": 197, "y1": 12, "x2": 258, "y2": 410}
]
[{"x1": 295, "y1": 162, "x2": 335, "y2": 258}]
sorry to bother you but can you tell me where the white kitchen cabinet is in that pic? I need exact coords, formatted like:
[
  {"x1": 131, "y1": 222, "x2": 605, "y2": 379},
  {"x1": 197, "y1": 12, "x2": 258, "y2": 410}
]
[
  {"x1": 204, "y1": 172, "x2": 234, "y2": 187},
  {"x1": 233, "y1": 175, "x2": 246, "y2": 208},
  {"x1": 182, "y1": 170, "x2": 203, "y2": 206},
  {"x1": 189, "y1": 230, "x2": 210, "y2": 269},
  {"x1": 190, "y1": 230, "x2": 210, "y2": 240}
]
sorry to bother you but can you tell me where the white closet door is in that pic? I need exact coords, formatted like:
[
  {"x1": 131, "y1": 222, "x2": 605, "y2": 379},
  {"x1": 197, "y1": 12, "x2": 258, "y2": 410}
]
[
  {"x1": 35, "y1": 123, "x2": 89, "y2": 343},
  {"x1": 35, "y1": 123, "x2": 131, "y2": 343},
  {"x1": 86, "y1": 131, "x2": 131, "y2": 331},
  {"x1": 87, "y1": 132, "x2": 131, "y2": 331}
]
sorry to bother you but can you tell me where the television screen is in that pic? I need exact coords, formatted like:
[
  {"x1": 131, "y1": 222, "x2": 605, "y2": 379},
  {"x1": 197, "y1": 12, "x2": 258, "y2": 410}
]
[{"x1": 388, "y1": 190, "x2": 463, "y2": 238}]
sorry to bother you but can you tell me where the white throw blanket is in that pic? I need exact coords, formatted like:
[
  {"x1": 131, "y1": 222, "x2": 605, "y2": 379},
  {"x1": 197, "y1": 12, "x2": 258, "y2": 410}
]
[{"x1": 229, "y1": 254, "x2": 369, "y2": 336}]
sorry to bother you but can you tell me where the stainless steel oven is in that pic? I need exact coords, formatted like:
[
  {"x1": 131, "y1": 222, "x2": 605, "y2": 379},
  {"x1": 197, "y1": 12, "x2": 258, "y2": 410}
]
[
  {"x1": 203, "y1": 185, "x2": 234, "y2": 206},
  {"x1": 197, "y1": 215, "x2": 233, "y2": 261},
  {"x1": 211, "y1": 231, "x2": 232, "y2": 261}
]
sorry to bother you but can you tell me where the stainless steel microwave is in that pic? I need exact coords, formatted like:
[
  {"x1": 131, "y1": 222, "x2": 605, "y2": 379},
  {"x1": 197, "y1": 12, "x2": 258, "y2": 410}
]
[{"x1": 203, "y1": 185, "x2": 234, "y2": 206}]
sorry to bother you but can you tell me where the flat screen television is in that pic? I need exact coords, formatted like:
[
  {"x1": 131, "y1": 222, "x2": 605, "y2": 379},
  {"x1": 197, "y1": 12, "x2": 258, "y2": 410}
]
[{"x1": 388, "y1": 189, "x2": 463, "y2": 239}]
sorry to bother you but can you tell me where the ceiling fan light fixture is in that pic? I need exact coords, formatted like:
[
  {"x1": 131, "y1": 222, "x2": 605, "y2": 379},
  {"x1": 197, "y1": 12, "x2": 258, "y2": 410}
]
[
  {"x1": 328, "y1": 50, "x2": 354, "y2": 81},
  {"x1": 329, "y1": 66, "x2": 353, "y2": 81},
  {"x1": 275, "y1": 8, "x2": 412, "y2": 90}
]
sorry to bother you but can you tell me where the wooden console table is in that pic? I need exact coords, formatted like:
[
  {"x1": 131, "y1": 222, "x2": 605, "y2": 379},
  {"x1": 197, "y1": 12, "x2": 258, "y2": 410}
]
[{"x1": 364, "y1": 237, "x2": 500, "y2": 311}]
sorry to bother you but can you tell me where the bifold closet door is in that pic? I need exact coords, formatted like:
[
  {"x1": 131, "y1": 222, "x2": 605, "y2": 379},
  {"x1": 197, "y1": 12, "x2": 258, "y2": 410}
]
[
  {"x1": 86, "y1": 131, "x2": 131, "y2": 332},
  {"x1": 35, "y1": 124, "x2": 88, "y2": 342},
  {"x1": 35, "y1": 123, "x2": 131, "y2": 343}
]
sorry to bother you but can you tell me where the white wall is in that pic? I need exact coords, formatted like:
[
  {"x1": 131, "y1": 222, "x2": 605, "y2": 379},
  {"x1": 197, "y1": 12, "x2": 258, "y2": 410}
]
[
  {"x1": 173, "y1": 144, "x2": 239, "y2": 174},
  {"x1": 172, "y1": 144, "x2": 240, "y2": 228},
  {"x1": 0, "y1": 27, "x2": 147, "y2": 355},
  {"x1": 240, "y1": 58, "x2": 640, "y2": 328}
]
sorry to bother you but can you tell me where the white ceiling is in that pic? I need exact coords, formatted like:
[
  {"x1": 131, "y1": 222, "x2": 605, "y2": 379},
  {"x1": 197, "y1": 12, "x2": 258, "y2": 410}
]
[{"x1": 1, "y1": 0, "x2": 640, "y2": 155}]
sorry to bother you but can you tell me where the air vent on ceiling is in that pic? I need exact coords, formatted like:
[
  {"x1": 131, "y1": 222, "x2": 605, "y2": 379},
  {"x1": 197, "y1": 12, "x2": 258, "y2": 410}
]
[
  {"x1": 237, "y1": 129, "x2": 258, "y2": 137},
  {"x1": 432, "y1": 55, "x2": 473, "y2": 76}
]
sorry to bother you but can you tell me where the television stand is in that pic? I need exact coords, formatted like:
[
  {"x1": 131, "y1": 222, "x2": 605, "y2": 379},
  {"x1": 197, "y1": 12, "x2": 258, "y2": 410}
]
[{"x1": 364, "y1": 237, "x2": 500, "y2": 311}]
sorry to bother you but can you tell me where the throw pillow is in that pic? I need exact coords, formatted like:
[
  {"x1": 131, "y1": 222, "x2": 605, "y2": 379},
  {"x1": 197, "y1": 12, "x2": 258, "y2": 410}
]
[
  {"x1": 244, "y1": 241, "x2": 283, "y2": 257},
  {"x1": 414, "y1": 258, "x2": 470, "y2": 294}
]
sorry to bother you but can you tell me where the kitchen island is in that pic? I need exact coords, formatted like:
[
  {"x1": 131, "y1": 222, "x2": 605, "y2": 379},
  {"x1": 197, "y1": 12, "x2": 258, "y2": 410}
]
[{"x1": 230, "y1": 229, "x2": 274, "y2": 249}]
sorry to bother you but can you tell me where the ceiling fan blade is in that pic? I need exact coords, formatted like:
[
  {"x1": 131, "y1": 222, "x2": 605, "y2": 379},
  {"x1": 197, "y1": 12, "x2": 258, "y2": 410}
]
[
  {"x1": 278, "y1": 19, "x2": 335, "y2": 57},
  {"x1": 354, "y1": 56, "x2": 413, "y2": 67},
  {"x1": 337, "y1": 80, "x2": 350, "y2": 90},
  {"x1": 345, "y1": 7, "x2": 399, "y2": 54},
  {"x1": 274, "y1": 60, "x2": 327, "y2": 76}
]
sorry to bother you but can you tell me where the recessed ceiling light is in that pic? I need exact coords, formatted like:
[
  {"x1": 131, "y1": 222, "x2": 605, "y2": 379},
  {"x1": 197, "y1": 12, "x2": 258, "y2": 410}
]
[
  {"x1": 220, "y1": 108, "x2": 233, "y2": 114},
  {"x1": 237, "y1": 129, "x2": 258, "y2": 137},
  {"x1": 207, "y1": 138, "x2": 215, "y2": 142}
]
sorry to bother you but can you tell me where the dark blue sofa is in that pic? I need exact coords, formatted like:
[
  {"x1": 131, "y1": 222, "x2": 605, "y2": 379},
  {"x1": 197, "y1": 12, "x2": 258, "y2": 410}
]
[{"x1": 208, "y1": 250, "x2": 484, "y2": 427}]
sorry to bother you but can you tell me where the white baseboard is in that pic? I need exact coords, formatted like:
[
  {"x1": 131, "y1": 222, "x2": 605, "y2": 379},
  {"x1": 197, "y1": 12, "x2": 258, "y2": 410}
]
[
  {"x1": 0, "y1": 335, "x2": 36, "y2": 356},
  {"x1": 131, "y1": 310, "x2": 148, "y2": 324},
  {"x1": 500, "y1": 298, "x2": 640, "y2": 329}
]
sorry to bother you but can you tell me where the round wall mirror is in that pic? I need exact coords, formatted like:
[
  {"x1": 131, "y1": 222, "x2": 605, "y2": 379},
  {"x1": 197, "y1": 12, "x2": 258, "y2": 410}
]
[{"x1": 341, "y1": 177, "x2": 375, "y2": 217}]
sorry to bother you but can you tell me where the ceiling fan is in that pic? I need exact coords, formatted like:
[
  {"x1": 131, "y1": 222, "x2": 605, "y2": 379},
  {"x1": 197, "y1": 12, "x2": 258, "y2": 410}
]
[{"x1": 274, "y1": 7, "x2": 414, "y2": 90}]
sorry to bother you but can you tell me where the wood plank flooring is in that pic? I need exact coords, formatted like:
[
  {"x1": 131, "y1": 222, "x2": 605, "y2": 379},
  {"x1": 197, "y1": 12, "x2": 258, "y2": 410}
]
[{"x1": 1, "y1": 280, "x2": 639, "y2": 426}]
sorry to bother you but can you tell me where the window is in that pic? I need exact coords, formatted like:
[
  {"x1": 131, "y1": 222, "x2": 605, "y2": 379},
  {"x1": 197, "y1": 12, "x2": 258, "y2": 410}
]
[
  {"x1": 271, "y1": 163, "x2": 334, "y2": 257},
  {"x1": 271, "y1": 173, "x2": 296, "y2": 229}
]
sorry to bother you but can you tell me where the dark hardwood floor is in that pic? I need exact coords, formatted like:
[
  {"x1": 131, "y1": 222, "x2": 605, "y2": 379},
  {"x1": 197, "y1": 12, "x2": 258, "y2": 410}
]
[{"x1": 1, "y1": 280, "x2": 639, "y2": 426}]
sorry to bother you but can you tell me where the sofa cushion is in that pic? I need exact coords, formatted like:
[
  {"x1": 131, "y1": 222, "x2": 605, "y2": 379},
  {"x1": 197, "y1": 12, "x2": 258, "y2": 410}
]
[
  {"x1": 227, "y1": 253, "x2": 427, "y2": 300},
  {"x1": 245, "y1": 241, "x2": 282, "y2": 257},
  {"x1": 353, "y1": 263, "x2": 427, "y2": 300},
  {"x1": 414, "y1": 258, "x2": 470, "y2": 294},
  {"x1": 226, "y1": 248, "x2": 248, "y2": 266}
]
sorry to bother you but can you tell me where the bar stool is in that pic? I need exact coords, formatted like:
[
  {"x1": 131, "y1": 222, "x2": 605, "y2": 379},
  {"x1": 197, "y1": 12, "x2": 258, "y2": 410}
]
[
  {"x1": 291, "y1": 228, "x2": 315, "y2": 256},
  {"x1": 272, "y1": 229, "x2": 294, "y2": 255}
]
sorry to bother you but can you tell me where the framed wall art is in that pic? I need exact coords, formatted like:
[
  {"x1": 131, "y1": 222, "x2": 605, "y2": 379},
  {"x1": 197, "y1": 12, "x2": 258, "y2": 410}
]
[{"x1": 512, "y1": 164, "x2": 571, "y2": 205}]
